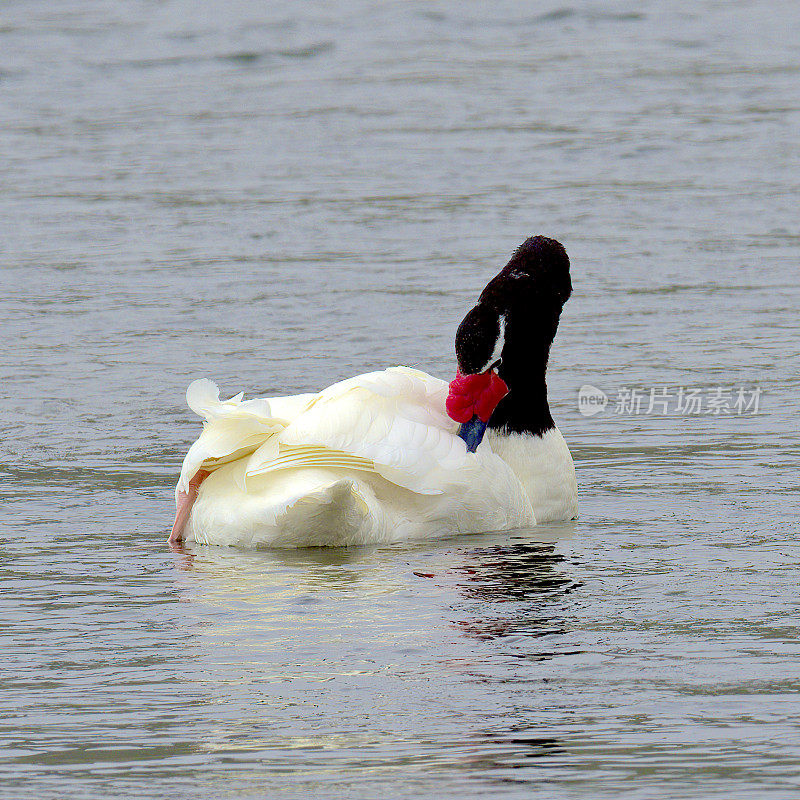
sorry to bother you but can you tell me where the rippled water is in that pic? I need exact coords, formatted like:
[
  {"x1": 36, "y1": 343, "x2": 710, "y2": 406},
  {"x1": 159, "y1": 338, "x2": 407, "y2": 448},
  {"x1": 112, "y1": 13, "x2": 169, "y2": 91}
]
[{"x1": 2, "y1": 1, "x2": 799, "y2": 797}]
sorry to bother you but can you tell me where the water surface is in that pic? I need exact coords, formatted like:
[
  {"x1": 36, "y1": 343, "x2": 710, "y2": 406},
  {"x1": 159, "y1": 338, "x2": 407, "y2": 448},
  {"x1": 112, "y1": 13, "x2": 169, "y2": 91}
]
[{"x1": 1, "y1": 1, "x2": 799, "y2": 797}]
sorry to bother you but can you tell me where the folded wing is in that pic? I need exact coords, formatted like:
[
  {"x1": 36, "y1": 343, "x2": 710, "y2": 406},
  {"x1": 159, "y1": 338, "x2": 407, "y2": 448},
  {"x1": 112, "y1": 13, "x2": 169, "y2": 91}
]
[{"x1": 177, "y1": 368, "x2": 478, "y2": 500}]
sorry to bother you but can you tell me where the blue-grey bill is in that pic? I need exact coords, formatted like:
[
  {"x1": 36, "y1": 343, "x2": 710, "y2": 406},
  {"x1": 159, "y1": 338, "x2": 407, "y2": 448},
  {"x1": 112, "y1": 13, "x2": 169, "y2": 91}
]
[{"x1": 457, "y1": 416, "x2": 488, "y2": 453}]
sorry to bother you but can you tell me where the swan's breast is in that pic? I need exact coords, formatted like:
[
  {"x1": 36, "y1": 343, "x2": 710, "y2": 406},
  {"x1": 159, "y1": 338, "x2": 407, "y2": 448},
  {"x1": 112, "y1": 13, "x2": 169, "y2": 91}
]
[{"x1": 486, "y1": 428, "x2": 578, "y2": 523}]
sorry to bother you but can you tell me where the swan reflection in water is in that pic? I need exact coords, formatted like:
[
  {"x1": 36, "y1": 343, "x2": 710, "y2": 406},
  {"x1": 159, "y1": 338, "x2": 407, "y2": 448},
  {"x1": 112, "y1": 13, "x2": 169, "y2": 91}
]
[
  {"x1": 448, "y1": 524, "x2": 581, "y2": 645},
  {"x1": 166, "y1": 525, "x2": 579, "y2": 772},
  {"x1": 167, "y1": 524, "x2": 580, "y2": 635},
  {"x1": 167, "y1": 524, "x2": 582, "y2": 675},
  {"x1": 442, "y1": 525, "x2": 581, "y2": 772},
  {"x1": 168, "y1": 524, "x2": 578, "y2": 602}
]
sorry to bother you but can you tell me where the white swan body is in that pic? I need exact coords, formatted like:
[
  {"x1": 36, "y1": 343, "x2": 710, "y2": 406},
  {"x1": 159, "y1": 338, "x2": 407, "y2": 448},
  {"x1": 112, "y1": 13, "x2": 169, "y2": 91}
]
[
  {"x1": 175, "y1": 367, "x2": 577, "y2": 548},
  {"x1": 171, "y1": 235, "x2": 581, "y2": 548}
]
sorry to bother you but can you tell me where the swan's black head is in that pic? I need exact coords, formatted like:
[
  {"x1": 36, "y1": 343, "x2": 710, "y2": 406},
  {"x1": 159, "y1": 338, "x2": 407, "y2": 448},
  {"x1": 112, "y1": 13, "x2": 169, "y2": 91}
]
[
  {"x1": 498, "y1": 235, "x2": 572, "y2": 304},
  {"x1": 455, "y1": 235, "x2": 572, "y2": 436}
]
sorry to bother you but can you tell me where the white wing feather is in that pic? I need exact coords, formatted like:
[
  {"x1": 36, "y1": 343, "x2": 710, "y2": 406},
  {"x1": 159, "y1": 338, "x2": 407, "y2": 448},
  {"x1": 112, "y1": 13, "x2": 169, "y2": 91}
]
[
  {"x1": 178, "y1": 369, "x2": 472, "y2": 497},
  {"x1": 246, "y1": 367, "x2": 475, "y2": 495},
  {"x1": 176, "y1": 379, "x2": 314, "y2": 496}
]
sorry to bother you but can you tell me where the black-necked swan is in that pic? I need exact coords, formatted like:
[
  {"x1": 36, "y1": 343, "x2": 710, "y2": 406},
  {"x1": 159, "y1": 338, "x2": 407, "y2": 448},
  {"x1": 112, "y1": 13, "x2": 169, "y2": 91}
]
[{"x1": 170, "y1": 235, "x2": 578, "y2": 547}]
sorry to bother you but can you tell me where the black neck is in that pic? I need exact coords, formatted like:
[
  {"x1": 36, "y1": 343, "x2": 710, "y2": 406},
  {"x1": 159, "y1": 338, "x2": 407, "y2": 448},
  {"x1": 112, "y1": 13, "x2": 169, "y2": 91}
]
[
  {"x1": 487, "y1": 307, "x2": 558, "y2": 437},
  {"x1": 454, "y1": 236, "x2": 572, "y2": 438}
]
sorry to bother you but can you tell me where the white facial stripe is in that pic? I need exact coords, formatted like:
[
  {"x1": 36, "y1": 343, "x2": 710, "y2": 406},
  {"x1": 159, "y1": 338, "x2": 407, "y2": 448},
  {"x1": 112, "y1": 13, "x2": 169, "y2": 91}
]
[{"x1": 486, "y1": 313, "x2": 505, "y2": 369}]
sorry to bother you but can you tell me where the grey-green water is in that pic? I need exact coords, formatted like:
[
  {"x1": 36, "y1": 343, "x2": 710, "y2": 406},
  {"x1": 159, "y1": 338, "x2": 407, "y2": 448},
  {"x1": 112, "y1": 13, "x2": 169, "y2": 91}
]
[{"x1": 1, "y1": 1, "x2": 799, "y2": 798}]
